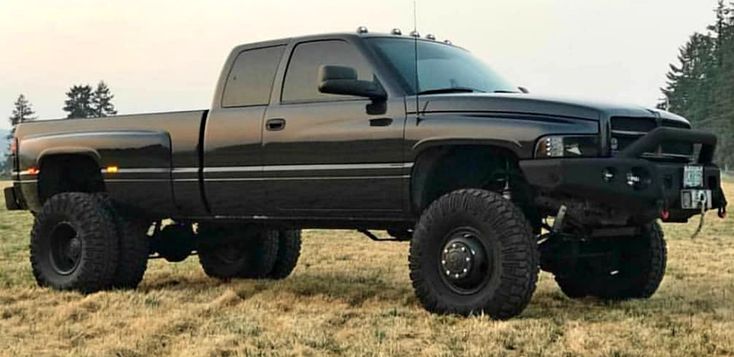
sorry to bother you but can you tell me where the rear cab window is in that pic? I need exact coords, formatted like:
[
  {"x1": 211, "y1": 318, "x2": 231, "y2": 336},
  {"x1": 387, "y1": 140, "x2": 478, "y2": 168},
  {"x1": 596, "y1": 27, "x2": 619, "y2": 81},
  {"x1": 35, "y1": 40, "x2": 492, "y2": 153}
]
[{"x1": 221, "y1": 45, "x2": 285, "y2": 107}]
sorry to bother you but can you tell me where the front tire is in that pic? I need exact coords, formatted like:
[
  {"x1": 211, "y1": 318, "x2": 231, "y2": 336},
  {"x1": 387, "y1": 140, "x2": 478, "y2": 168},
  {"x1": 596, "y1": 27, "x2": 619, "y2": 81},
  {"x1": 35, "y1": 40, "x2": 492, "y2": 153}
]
[
  {"x1": 552, "y1": 223, "x2": 666, "y2": 300},
  {"x1": 409, "y1": 189, "x2": 539, "y2": 319},
  {"x1": 30, "y1": 192, "x2": 119, "y2": 293},
  {"x1": 592, "y1": 223, "x2": 667, "y2": 300}
]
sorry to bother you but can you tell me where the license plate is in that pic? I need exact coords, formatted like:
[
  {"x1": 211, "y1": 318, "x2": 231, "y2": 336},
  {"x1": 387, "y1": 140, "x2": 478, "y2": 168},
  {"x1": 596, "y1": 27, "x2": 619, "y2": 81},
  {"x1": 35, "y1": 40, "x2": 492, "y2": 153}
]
[
  {"x1": 683, "y1": 165, "x2": 703, "y2": 188},
  {"x1": 680, "y1": 189, "x2": 712, "y2": 210}
]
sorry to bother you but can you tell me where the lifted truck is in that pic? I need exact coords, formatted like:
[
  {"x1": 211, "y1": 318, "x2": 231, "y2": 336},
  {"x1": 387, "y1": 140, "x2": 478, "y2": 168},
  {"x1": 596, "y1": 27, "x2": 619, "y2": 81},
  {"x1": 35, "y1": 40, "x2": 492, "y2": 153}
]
[{"x1": 5, "y1": 29, "x2": 727, "y2": 319}]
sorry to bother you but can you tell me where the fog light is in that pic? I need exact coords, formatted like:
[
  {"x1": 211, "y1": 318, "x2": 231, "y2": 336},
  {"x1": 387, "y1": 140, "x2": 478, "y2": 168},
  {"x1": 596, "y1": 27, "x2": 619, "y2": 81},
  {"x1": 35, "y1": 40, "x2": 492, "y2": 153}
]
[
  {"x1": 626, "y1": 168, "x2": 651, "y2": 190},
  {"x1": 626, "y1": 172, "x2": 640, "y2": 186},
  {"x1": 602, "y1": 167, "x2": 616, "y2": 183}
]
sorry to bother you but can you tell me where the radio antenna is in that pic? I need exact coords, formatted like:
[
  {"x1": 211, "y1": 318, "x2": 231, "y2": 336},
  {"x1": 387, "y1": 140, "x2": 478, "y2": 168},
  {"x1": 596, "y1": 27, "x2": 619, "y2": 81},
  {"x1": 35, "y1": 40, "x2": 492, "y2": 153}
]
[{"x1": 412, "y1": 0, "x2": 420, "y2": 118}]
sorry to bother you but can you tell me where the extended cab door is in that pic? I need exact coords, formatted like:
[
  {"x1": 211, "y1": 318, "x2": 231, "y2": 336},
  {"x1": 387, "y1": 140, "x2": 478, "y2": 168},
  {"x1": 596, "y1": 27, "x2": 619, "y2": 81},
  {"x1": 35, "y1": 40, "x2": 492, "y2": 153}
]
[
  {"x1": 203, "y1": 44, "x2": 286, "y2": 216},
  {"x1": 262, "y1": 38, "x2": 407, "y2": 217}
]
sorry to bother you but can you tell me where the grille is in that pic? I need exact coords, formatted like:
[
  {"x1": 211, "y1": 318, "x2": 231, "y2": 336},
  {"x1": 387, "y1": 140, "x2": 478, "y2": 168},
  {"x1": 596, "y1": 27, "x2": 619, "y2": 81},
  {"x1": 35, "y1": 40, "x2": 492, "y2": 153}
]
[{"x1": 610, "y1": 116, "x2": 694, "y2": 161}]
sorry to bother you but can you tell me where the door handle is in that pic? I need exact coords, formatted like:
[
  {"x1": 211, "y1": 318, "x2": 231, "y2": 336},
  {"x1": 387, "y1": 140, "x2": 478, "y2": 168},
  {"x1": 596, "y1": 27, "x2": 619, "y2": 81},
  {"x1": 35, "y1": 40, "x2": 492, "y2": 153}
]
[
  {"x1": 369, "y1": 118, "x2": 393, "y2": 127},
  {"x1": 266, "y1": 118, "x2": 286, "y2": 131}
]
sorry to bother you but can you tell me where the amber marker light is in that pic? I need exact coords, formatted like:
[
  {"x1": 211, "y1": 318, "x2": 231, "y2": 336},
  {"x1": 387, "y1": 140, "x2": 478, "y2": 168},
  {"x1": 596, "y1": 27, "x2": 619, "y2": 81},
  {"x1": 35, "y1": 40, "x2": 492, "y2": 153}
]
[
  {"x1": 26, "y1": 167, "x2": 40, "y2": 175},
  {"x1": 105, "y1": 166, "x2": 119, "y2": 174}
]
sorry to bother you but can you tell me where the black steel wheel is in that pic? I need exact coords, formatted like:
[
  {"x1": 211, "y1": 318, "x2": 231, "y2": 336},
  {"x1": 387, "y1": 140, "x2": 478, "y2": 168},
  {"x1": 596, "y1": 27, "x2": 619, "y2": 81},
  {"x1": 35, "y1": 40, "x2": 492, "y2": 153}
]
[
  {"x1": 409, "y1": 189, "x2": 539, "y2": 319},
  {"x1": 30, "y1": 192, "x2": 119, "y2": 293},
  {"x1": 438, "y1": 227, "x2": 493, "y2": 295},
  {"x1": 48, "y1": 222, "x2": 82, "y2": 274}
]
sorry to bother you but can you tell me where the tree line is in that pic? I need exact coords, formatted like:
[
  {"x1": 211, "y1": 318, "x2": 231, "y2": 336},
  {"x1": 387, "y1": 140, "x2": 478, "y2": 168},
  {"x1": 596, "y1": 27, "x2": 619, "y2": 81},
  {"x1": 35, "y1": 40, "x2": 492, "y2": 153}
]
[
  {"x1": 659, "y1": 1, "x2": 734, "y2": 170},
  {"x1": 8, "y1": 81, "x2": 118, "y2": 128}
]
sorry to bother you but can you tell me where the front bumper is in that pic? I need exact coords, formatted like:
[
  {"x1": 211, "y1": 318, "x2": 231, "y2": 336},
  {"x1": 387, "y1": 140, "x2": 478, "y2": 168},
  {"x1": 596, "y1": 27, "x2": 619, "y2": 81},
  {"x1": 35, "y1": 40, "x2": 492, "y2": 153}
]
[{"x1": 519, "y1": 127, "x2": 727, "y2": 223}]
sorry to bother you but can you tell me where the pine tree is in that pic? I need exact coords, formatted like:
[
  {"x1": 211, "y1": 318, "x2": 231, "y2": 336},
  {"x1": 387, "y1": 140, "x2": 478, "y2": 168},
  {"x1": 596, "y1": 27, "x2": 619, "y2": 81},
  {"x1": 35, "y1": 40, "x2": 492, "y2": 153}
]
[
  {"x1": 659, "y1": 1, "x2": 734, "y2": 169},
  {"x1": 63, "y1": 85, "x2": 93, "y2": 119},
  {"x1": 710, "y1": 2, "x2": 734, "y2": 169},
  {"x1": 90, "y1": 81, "x2": 117, "y2": 117},
  {"x1": 660, "y1": 33, "x2": 717, "y2": 125},
  {"x1": 9, "y1": 94, "x2": 36, "y2": 127}
]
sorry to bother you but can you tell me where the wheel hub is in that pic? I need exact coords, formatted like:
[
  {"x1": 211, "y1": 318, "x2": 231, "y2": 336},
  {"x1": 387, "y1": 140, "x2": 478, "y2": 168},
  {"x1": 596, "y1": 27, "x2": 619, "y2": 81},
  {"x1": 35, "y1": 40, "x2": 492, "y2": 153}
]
[
  {"x1": 441, "y1": 241, "x2": 474, "y2": 279},
  {"x1": 67, "y1": 237, "x2": 82, "y2": 260},
  {"x1": 438, "y1": 228, "x2": 493, "y2": 294}
]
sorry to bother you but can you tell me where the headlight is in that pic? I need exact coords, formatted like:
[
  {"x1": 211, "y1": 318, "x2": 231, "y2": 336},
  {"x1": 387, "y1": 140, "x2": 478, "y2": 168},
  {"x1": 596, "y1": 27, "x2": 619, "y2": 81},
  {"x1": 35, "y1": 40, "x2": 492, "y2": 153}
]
[{"x1": 535, "y1": 135, "x2": 600, "y2": 158}]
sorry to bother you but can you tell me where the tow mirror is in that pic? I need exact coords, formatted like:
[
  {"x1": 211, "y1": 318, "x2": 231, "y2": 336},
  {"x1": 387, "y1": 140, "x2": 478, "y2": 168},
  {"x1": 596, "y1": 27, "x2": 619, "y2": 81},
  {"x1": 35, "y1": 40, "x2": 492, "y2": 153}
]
[{"x1": 318, "y1": 65, "x2": 387, "y2": 101}]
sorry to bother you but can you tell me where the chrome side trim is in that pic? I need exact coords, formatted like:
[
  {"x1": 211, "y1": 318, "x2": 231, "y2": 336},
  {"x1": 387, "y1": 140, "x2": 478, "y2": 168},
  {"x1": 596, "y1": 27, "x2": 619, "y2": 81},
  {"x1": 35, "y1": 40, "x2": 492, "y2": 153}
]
[
  {"x1": 263, "y1": 162, "x2": 413, "y2": 172},
  {"x1": 204, "y1": 166, "x2": 260, "y2": 173},
  {"x1": 204, "y1": 162, "x2": 414, "y2": 173},
  {"x1": 200, "y1": 175, "x2": 411, "y2": 182},
  {"x1": 99, "y1": 162, "x2": 415, "y2": 175},
  {"x1": 171, "y1": 168, "x2": 199, "y2": 174},
  {"x1": 104, "y1": 179, "x2": 171, "y2": 183},
  {"x1": 102, "y1": 168, "x2": 170, "y2": 174}
]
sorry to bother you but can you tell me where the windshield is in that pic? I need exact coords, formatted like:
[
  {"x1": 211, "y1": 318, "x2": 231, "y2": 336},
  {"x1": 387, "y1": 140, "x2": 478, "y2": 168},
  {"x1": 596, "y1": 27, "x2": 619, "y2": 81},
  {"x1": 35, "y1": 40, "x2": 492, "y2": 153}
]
[{"x1": 367, "y1": 37, "x2": 516, "y2": 95}]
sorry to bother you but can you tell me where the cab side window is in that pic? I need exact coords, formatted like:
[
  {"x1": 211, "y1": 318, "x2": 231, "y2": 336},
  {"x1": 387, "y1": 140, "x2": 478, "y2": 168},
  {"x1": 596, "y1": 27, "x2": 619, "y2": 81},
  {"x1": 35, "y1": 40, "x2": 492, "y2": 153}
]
[
  {"x1": 281, "y1": 40, "x2": 373, "y2": 103},
  {"x1": 221, "y1": 45, "x2": 285, "y2": 107}
]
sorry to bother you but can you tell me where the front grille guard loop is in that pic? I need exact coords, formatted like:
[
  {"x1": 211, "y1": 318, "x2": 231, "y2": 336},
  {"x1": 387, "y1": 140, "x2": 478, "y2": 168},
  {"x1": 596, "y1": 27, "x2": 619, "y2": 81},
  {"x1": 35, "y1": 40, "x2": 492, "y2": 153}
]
[{"x1": 616, "y1": 127, "x2": 717, "y2": 165}]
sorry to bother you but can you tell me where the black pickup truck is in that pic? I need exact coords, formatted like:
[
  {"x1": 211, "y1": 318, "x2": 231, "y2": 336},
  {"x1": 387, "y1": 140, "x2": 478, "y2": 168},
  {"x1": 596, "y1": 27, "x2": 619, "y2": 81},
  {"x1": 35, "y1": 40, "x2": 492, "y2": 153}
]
[{"x1": 5, "y1": 29, "x2": 727, "y2": 319}]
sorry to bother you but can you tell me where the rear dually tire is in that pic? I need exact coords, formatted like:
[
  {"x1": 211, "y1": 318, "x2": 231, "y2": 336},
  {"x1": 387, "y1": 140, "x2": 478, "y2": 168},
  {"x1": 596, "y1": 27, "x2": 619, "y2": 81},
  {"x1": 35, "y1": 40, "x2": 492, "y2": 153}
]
[{"x1": 30, "y1": 192, "x2": 119, "y2": 293}]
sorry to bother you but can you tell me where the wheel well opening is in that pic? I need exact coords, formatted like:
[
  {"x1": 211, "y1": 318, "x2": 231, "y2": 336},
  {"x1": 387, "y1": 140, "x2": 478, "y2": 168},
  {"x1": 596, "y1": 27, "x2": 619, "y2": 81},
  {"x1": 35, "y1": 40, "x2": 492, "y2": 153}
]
[
  {"x1": 411, "y1": 145, "x2": 539, "y2": 227},
  {"x1": 38, "y1": 154, "x2": 105, "y2": 203}
]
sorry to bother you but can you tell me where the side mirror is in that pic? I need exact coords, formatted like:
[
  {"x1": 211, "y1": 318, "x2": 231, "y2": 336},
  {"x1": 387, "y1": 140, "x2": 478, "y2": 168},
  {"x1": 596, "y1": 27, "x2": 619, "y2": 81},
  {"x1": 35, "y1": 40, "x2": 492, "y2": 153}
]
[{"x1": 318, "y1": 65, "x2": 387, "y2": 101}]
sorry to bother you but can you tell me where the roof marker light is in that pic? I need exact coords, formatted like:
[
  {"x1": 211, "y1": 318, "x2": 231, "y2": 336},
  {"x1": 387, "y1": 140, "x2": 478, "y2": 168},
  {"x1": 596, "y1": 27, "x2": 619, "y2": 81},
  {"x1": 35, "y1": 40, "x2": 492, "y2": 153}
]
[
  {"x1": 356, "y1": 26, "x2": 368, "y2": 34},
  {"x1": 391, "y1": 28, "x2": 402, "y2": 35},
  {"x1": 426, "y1": 34, "x2": 436, "y2": 40},
  {"x1": 409, "y1": 30, "x2": 420, "y2": 37}
]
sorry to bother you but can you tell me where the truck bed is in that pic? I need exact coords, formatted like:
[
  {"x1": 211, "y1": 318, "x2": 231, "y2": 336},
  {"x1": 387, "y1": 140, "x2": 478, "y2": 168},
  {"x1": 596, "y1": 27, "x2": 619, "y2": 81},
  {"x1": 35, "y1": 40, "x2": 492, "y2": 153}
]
[{"x1": 13, "y1": 110, "x2": 208, "y2": 216}]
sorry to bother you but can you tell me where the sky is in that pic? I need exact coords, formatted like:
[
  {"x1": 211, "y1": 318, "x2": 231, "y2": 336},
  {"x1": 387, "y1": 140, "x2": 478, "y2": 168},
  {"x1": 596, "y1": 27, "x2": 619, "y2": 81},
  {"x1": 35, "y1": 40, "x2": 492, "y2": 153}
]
[{"x1": 0, "y1": 0, "x2": 721, "y2": 129}]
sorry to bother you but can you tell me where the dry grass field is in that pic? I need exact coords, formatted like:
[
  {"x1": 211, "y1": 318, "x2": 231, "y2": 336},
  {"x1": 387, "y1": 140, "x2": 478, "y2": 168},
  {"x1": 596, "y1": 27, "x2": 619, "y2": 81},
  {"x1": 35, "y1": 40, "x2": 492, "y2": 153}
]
[{"x1": 0, "y1": 181, "x2": 733, "y2": 356}]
